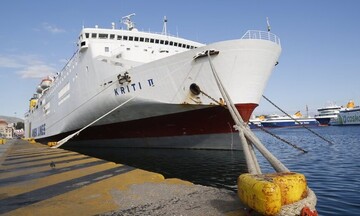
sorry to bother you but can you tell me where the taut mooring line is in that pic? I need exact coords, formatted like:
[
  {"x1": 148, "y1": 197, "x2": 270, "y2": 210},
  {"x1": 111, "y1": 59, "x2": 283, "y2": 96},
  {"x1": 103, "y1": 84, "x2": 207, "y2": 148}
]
[
  {"x1": 207, "y1": 52, "x2": 289, "y2": 173},
  {"x1": 262, "y1": 95, "x2": 335, "y2": 145},
  {"x1": 52, "y1": 96, "x2": 136, "y2": 148},
  {"x1": 251, "y1": 123, "x2": 308, "y2": 153}
]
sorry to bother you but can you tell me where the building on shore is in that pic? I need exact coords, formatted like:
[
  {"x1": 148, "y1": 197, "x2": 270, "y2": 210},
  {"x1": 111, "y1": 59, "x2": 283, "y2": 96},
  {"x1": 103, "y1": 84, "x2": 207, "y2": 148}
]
[{"x1": 0, "y1": 119, "x2": 14, "y2": 139}]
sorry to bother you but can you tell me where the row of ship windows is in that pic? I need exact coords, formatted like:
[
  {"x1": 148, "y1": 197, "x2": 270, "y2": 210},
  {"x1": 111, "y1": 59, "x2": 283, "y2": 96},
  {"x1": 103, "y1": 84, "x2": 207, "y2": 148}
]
[{"x1": 82, "y1": 33, "x2": 197, "y2": 49}]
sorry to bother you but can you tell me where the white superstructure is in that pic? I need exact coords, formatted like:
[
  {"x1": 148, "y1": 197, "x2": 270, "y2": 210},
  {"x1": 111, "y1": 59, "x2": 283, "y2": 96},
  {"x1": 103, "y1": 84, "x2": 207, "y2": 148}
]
[{"x1": 315, "y1": 103, "x2": 341, "y2": 126}]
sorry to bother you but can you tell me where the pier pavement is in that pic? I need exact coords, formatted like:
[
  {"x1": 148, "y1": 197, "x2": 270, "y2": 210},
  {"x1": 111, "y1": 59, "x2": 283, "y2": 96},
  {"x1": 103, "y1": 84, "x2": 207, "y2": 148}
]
[{"x1": 0, "y1": 139, "x2": 249, "y2": 216}]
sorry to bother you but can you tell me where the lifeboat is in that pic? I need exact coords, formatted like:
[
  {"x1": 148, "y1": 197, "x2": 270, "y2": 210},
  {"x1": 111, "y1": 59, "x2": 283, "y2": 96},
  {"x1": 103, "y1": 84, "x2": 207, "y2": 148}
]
[
  {"x1": 36, "y1": 85, "x2": 43, "y2": 93},
  {"x1": 40, "y1": 77, "x2": 52, "y2": 89}
]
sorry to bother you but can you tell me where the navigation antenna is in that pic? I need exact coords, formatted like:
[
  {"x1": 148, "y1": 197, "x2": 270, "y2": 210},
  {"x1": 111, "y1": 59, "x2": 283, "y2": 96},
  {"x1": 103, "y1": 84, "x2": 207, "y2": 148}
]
[
  {"x1": 121, "y1": 13, "x2": 136, "y2": 30},
  {"x1": 162, "y1": 16, "x2": 168, "y2": 35},
  {"x1": 266, "y1": 17, "x2": 271, "y2": 32}
]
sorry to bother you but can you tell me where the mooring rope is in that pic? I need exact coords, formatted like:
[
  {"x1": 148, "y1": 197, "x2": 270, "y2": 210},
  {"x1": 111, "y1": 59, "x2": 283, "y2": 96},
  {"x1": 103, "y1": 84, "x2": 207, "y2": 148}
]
[
  {"x1": 52, "y1": 96, "x2": 136, "y2": 148},
  {"x1": 262, "y1": 95, "x2": 335, "y2": 145},
  {"x1": 278, "y1": 187, "x2": 317, "y2": 216},
  {"x1": 207, "y1": 53, "x2": 289, "y2": 173},
  {"x1": 206, "y1": 56, "x2": 318, "y2": 215},
  {"x1": 251, "y1": 123, "x2": 308, "y2": 153}
]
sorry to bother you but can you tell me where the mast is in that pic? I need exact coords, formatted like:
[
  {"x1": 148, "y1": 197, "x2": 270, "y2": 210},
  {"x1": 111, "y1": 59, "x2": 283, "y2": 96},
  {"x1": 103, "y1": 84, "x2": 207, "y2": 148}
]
[{"x1": 162, "y1": 16, "x2": 167, "y2": 35}]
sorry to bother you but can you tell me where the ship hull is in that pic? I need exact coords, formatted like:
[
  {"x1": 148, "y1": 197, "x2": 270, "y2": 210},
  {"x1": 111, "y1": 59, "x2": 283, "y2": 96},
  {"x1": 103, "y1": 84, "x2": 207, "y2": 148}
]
[
  {"x1": 37, "y1": 103, "x2": 243, "y2": 150},
  {"x1": 25, "y1": 29, "x2": 281, "y2": 150},
  {"x1": 333, "y1": 108, "x2": 360, "y2": 125},
  {"x1": 261, "y1": 119, "x2": 319, "y2": 128},
  {"x1": 315, "y1": 117, "x2": 331, "y2": 126}
]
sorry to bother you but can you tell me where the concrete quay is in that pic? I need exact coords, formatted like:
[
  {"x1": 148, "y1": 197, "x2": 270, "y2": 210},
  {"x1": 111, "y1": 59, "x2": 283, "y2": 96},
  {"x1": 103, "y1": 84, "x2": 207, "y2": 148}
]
[{"x1": 0, "y1": 139, "x2": 250, "y2": 216}]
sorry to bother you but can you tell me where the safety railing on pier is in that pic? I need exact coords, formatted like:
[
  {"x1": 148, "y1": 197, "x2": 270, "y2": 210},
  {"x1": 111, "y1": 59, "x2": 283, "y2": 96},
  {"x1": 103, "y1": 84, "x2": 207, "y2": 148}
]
[{"x1": 241, "y1": 30, "x2": 281, "y2": 46}]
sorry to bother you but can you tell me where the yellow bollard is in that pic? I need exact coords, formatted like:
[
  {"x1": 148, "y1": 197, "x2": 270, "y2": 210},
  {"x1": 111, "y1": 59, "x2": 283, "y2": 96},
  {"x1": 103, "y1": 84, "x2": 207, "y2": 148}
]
[
  {"x1": 237, "y1": 172, "x2": 308, "y2": 215},
  {"x1": 47, "y1": 142, "x2": 58, "y2": 147},
  {"x1": 238, "y1": 173, "x2": 282, "y2": 215},
  {"x1": 267, "y1": 172, "x2": 307, "y2": 205}
]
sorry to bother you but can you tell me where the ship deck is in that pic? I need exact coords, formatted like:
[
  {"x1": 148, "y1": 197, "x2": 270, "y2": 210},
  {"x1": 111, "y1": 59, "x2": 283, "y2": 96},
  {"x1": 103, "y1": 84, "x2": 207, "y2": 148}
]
[{"x1": 0, "y1": 139, "x2": 249, "y2": 215}]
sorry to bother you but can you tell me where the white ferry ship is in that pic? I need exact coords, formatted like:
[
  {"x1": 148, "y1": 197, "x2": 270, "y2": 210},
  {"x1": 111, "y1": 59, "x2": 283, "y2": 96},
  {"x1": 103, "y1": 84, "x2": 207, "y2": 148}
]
[
  {"x1": 261, "y1": 112, "x2": 319, "y2": 128},
  {"x1": 24, "y1": 14, "x2": 281, "y2": 150},
  {"x1": 334, "y1": 100, "x2": 360, "y2": 125},
  {"x1": 314, "y1": 103, "x2": 341, "y2": 126}
]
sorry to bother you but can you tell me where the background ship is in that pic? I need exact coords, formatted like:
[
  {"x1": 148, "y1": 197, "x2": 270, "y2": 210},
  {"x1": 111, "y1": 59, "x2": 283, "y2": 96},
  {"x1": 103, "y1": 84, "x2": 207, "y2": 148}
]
[
  {"x1": 333, "y1": 100, "x2": 360, "y2": 125},
  {"x1": 260, "y1": 111, "x2": 319, "y2": 128},
  {"x1": 24, "y1": 14, "x2": 281, "y2": 150},
  {"x1": 314, "y1": 103, "x2": 341, "y2": 126}
]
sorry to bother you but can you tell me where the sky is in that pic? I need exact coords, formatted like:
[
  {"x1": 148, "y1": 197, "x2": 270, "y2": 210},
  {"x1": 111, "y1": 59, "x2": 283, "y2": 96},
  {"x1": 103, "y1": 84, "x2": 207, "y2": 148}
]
[{"x1": 0, "y1": 0, "x2": 359, "y2": 118}]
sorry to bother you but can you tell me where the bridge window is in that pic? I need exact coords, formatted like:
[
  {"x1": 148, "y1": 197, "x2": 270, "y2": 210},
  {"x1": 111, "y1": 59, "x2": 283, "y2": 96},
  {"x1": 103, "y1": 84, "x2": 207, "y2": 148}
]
[
  {"x1": 110, "y1": 34, "x2": 115, "y2": 39},
  {"x1": 150, "y1": 38, "x2": 154, "y2": 43},
  {"x1": 91, "y1": 33, "x2": 97, "y2": 38},
  {"x1": 117, "y1": 35, "x2": 122, "y2": 40},
  {"x1": 85, "y1": 33, "x2": 89, "y2": 38},
  {"x1": 129, "y1": 36, "x2": 133, "y2": 41},
  {"x1": 140, "y1": 37, "x2": 144, "y2": 42},
  {"x1": 99, "y1": 34, "x2": 108, "y2": 39},
  {"x1": 123, "y1": 36, "x2": 128, "y2": 40},
  {"x1": 134, "y1": 37, "x2": 139, "y2": 41}
]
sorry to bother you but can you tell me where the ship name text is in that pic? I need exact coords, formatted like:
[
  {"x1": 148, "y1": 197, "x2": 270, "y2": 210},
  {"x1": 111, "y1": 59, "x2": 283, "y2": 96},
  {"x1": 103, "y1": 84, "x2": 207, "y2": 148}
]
[{"x1": 114, "y1": 79, "x2": 154, "y2": 96}]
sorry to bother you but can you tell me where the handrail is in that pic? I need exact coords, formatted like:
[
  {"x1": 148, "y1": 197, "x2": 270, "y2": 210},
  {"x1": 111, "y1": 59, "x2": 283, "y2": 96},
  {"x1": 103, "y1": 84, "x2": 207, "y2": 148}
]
[{"x1": 241, "y1": 30, "x2": 281, "y2": 46}]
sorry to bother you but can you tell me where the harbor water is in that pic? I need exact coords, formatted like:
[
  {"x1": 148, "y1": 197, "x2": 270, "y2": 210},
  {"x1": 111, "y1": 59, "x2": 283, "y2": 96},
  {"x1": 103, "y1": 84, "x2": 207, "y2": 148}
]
[{"x1": 65, "y1": 126, "x2": 360, "y2": 215}]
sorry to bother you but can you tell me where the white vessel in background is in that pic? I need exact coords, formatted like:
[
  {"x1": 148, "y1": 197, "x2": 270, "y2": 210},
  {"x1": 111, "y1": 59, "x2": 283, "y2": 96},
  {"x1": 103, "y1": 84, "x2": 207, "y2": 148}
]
[
  {"x1": 24, "y1": 14, "x2": 281, "y2": 150},
  {"x1": 314, "y1": 103, "x2": 341, "y2": 126},
  {"x1": 261, "y1": 112, "x2": 319, "y2": 128},
  {"x1": 333, "y1": 100, "x2": 360, "y2": 125}
]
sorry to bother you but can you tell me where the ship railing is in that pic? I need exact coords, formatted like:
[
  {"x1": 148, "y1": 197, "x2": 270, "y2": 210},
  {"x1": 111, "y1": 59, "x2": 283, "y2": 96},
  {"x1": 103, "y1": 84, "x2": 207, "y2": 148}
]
[{"x1": 241, "y1": 30, "x2": 281, "y2": 46}]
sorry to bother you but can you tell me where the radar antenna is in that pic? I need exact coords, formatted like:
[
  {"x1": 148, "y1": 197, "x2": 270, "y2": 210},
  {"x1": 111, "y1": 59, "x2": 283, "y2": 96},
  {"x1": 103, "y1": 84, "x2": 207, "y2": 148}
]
[{"x1": 121, "y1": 13, "x2": 136, "y2": 30}]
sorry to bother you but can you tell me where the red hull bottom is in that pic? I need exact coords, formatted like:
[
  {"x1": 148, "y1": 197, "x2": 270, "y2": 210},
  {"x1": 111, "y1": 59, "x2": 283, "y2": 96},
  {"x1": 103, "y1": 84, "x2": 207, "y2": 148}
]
[{"x1": 38, "y1": 103, "x2": 257, "y2": 150}]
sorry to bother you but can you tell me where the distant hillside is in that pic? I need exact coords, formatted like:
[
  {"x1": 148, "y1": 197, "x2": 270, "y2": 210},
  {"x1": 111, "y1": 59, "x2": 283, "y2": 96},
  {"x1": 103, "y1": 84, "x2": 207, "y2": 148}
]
[{"x1": 0, "y1": 115, "x2": 24, "y2": 124}]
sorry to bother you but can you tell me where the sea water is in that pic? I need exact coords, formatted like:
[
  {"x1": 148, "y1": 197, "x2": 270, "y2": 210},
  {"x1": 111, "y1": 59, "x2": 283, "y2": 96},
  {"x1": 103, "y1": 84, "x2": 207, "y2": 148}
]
[{"x1": 66, "y1": 126, "x2": 360, "y2": 215}]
